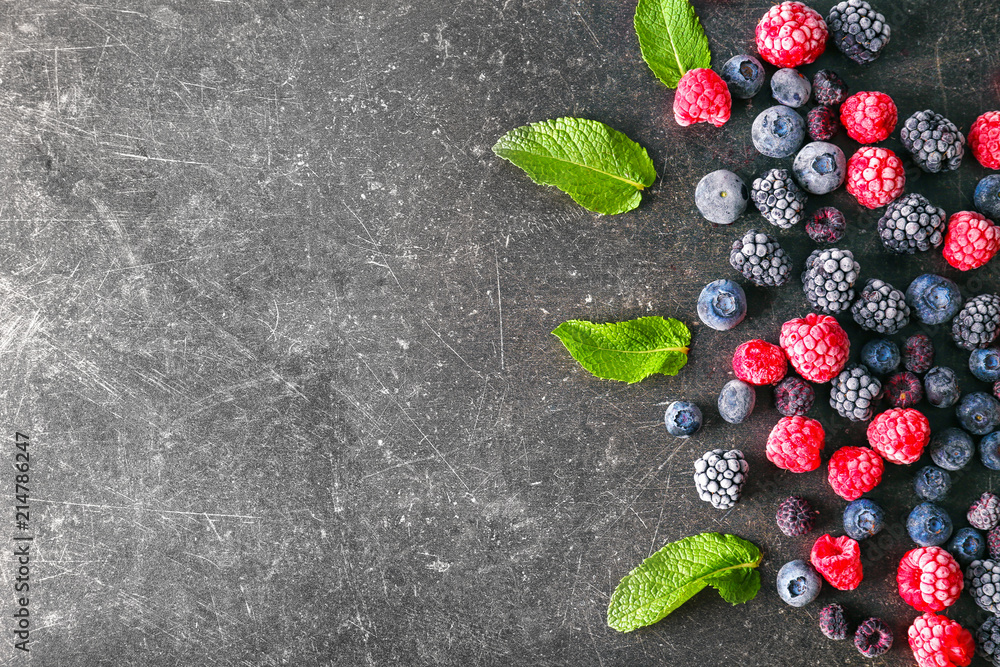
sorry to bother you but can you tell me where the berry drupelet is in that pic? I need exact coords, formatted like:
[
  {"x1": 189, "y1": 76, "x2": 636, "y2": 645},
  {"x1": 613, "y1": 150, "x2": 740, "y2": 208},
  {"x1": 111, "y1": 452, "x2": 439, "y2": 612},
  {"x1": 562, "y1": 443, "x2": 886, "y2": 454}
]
[{"x1": 776, "y1": 495, "x2": 818, "y2": 537}]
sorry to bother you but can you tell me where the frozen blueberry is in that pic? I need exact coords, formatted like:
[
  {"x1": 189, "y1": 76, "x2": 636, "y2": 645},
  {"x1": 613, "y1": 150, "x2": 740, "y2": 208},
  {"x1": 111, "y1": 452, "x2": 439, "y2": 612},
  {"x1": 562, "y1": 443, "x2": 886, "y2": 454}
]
[
  {"x1": 843, "y1": 499, "x2": 884, "y2": 541},
  {"x1": 720, "y1": 54, "x2": 765, "y2": 99},
  {"x1": 907, "y1": 502, "x2": 953, "y2": 547},
  {"x1": 697, "y1": 279, "x2": 747, "y2": 331},
  {"x1": 914, "y1": 465, "x2": 951, "y2": 501},
  {"x1": 928, "y1": 427, "x2": 974, "y2": 470},
  {"x1": 975, "y1": 174, "x2": 1000, "y2": 221},
  {"x1": 861, "y1": 338, "x2": 900, "y2": 375},
  {"x1": 924, "y1": 367, "x2": 960, "y2": 408},
  {"x1": 981, "y1": 431, "x2": 1000, "y2": 470},
  {"x1": 957, "y1": 392, "x2": 1000, "y2": 435},
  {"x1": 664, "y1": 401, "x2": 702, "y2": 437},
  {"x1": 770, "y1": 68, "x2": 811, "y2": 108},
  {"x1": 947, "y1": 527, "x2": 986, "y2": 566},
  {"x1": 905, "y1": 274, "x2": 962, "y2": 326},
  {"x1": 792, "y1": 142, "x2": 846, "y2": 195},
  {"x1": 971, "y1": 348, "x2": 1000, "y2": 382},
  {"x1": 752, "y1": 105, "x2": 806, "y2": 159},
  {"x1": 776, "y1": 559, "x2": 822, "y2": 607},
  {"x1": 695, "y1": 170, "x2": 749, "y2": 225},
  {"x1": 718, "y1": 379, "x2": 755, "y2": 424}
]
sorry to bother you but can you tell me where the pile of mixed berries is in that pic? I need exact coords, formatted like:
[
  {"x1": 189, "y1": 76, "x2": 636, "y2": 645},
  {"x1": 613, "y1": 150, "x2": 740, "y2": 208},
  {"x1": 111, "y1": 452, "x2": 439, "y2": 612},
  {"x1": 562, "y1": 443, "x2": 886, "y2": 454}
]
[{"x1": 663, "y1": 1, "x2": 1000, "y2": 665}]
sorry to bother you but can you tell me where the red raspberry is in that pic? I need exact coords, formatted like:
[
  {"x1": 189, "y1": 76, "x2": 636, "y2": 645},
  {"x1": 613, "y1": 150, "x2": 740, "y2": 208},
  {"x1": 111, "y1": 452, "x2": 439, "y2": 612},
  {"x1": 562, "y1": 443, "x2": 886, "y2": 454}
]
[
  {"x1": 897, "y1": 547, "x2": 963, "y2": 612},
  {"x1": 778, "y1": 313, "x2": 849, "y2": 383},
  {"x1": 866, "y1": 408, "x2": 931, "y2": 464},
  {"x1": 969, "y1": 110, "x2": 1000, "y2": 169},
  {"x1": 840, "y1": 91, "x2": 897, "y2": 144},
  {"x1": 766, "y1": 415, "x2": 824, "y2": 473},
  {"x1": 810, "y1": 534, "x2": 862, "y2": 591},
  {"x1": 846, "y1": 146, "x2": 905, "y2": 209},
  {"x1": 827, "y1": 446, "x2": 883, "y2": 501},
  {"x1": 673, "y1": 68, "x2": 731, "y2": 128},
  {"x1": 732, "y1": 339, "x2": 787, "y2": 386},
  {"x1": 754, "y1": 2, "x2": 828, "y2": 68},
  {"x1": 907, "y1": 613, "x2": 975, "y2": 667},
  {"x1": 942, "y1": 211, "x2": 1000, "y2": 271}
]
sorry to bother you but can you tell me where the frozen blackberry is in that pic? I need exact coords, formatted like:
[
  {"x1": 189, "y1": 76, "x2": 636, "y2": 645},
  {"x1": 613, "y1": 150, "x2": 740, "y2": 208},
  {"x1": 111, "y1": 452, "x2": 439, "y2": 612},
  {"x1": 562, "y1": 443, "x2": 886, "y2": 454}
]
[
  {"x1": 693, "y1": 449, "x2": 748, "y2": 510},
  {"x1": 730, "y1": 229, "x2": 792, "y2": 287},
  {"x1": 819, "y1": 603, "x2": 849, "y2": 640},
  {"x1": 953, "y1": 294, "x2": 1000, "y2": 351},
  {"x1": 903, "y1": 333, "x2": 934, "y2": 374},
  {"x1": 802, "y1": 248, "x2": 860, "y2": 315},
  {"x1": 900, "y1": 110, "x2": 965, "y2": 173},
  {"x1": 827, "y1": 0, "x2": 891, "y2": 64},
  {"x1": 876, "y1": 193, "x2": 946, "y2": 254},
  {"x1": 966, "y1": 559, "x2": 1000, "y2": 613},
  {"x1": 775, "y1": 376, "x2": 815, "y2": 416},
  {"x1": 884, "y1": 371, "x2": 922, "y2": 408},
  {"x1": 830, "y1": 363, "x2": 882, "y2": 421},
  {"x1": 751, "y1": 169, "x2": 807, "y2": 229},
  {"x1": 812, "y1": 70, "x2": 848, "y2": 107},
  {"x1": 977, "y1": 615, "x2": 1000, "y2": 665},
  {"x1": 854, "y1": 617, "x2": 893, "y2": 658},
  {"x1": 990, "y1": 527, "x2": 1000, "y2": 561},
  {"x1": 852, "y1": 279, "x2": 910, "y2": 334},
  {"x1": 807, "y1": 106, "x2": 839, "y2": 141},
  {"x1": 776, "y1": 495, "x2": 818, "y2": 537},
  {"x1": 806, "y1": 207, "x2": 846, "y2": 243}
]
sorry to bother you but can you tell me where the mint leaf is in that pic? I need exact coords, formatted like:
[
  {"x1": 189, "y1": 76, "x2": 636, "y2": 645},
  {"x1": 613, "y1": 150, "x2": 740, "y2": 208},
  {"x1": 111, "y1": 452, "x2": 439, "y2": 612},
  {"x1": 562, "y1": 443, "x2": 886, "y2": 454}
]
[
  {"x1": 552, "y1": 316, "x2": 690, "y2": 383},
  {"x1": 634, "y1": 0, "x2": 712, "y2": 88},
  {"x1": 608, "y1": 533, "x2": 762, "y2": 632},
  {"x1": 492, "y1": 117, "x2": 656, "y2": 215}
]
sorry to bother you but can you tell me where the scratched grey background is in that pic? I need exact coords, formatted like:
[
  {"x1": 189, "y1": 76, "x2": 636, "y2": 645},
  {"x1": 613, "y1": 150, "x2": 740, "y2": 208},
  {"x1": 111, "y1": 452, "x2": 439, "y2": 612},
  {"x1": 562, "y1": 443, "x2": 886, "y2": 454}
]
[{"x1": 0, "y1": 0, "x2": 999, "y2": 665}]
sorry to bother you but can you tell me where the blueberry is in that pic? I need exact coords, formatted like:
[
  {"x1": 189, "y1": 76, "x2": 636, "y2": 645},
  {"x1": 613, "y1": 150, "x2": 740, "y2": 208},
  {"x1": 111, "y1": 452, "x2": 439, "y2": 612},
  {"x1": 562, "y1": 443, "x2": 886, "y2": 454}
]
[
  {"x1": 928, "y1": 427, "x2": 974, "y2": 470},
  {"x1": 718, "y1": 379, "x2": 755, "y2": 424},
  {"x1": 907, "y1": 502, "x2": 953, "y2": 547},
  {"x1": 956, "y1": 392, "x2": 1000, "y2": 435},
  {"x1": 861, "y1": 338, "x2": 900, "y2": 375},
  {"x1": 975, "y1": 174, "x2": 1000, "y2": 220},
  {"x1": 664, "y1": 401, "x2": 702, "y2": 437},
  {"x1": 776, "y1": 559, "x2": 822, "y2": 607},
  {"x1": 752, "y1": 105, "x2": 806, "y2": 158},
  {"x1": 792, "y1": 141, "x2": 846, "y2": 195},
  {"x1": 720, "y1": 54, "x2": 765, "y2": 99},
  {"x1": 695, "y1": 170, "x2": 748, "y2": 225},
  {"x1": 697, "y1": 279, "x2": 747, "y2": 331},
  {"x1": 843, "y1": 499, "x2": 884, "y2": 540},
  {"x1": 981, "y1": 431, "x2": 1000, "y2": 470},
  {"x1": 914, "y1": 465, "x2": 952, "y2": 501},
  {"x1": 905, "y1": 274, "x2": 962, "y2": 325},
  {"x1": 971, "y1": 348, "x2": 1000, "y2": 382},
  {"x1": 946, "y1": 527, "x2": 986, "y2": 566},
  {"x1": 924, "y1": 366, "x2": 960, "y2": 408},
  {"x1": 770, "y1": 68, "x2": 811, "y2": 108}
]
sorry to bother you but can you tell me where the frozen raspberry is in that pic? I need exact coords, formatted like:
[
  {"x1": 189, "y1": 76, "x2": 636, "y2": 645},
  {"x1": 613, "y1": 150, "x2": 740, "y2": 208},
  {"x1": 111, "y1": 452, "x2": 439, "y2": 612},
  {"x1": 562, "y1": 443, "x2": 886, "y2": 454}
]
[
  {"x1": 885, "y1": 371, "x2": 924, "y2": 408},
  {"x1": 819, "y1": 603, "x2": 849, "y2": 640},
  {"x1": 807, "y1": 105, "x2": 838, "y2": 141},
  {"x1": 766, "y1": 415, "x2": 824, "y2": 473},
  {"x1": 732, "y1": 339, "x2": 787, "y2": 386},
  {"x1": 866, "y1": 408, "x2": 931, "y2": 464},
  {"x1": 774, "y1": 376, "x2": 815, "y2": 416},
  {"x1": 806, "y1": 206, "x2": 846, "y2": 243},
  {"x1": 969, "y1": 111, "x2": 1000, "y2": 169},
  {"x1": 846, "y1": 146, "x2": 905, "y2": 209},
  {"x1": 897, "y1": 546, "x2": 964, "y2": 612},
  {"x1": 778, "y1": 313, "x2": 850, "y2": 383},
  {"x1": 828, "y1": 446, "x2": 883, "y2": 501},
  {"x1": 840, "y1": 91, "x2": 897, "y2": 144},
  {"x1": 811, "y1": 534, "x2": 863, "y2": 590},
  {"x1": 673, "y1": 68, "x2": 732, "y2": 128},
  {"x1": 856, "y1": 617, "x2": 893, "y2": 658},
  {"x1": 755, "y1": 2, "x2": 828, "y2": 69},
  {"x1": 776, "y1": 495, "x2": 819, "y2": 536},
  {"x1": 908, "y1": 613, "x2": 975, "y2": 667},
  {"x1": 942, "y1": 211, "x2": 1000, "y2": 271}
]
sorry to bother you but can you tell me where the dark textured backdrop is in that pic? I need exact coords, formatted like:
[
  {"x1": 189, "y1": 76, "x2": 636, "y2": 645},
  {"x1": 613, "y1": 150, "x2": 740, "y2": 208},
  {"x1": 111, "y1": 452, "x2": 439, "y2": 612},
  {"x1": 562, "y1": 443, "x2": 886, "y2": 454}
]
[{"x1": 0, "y1": 1, "x2": 999, "y2": 665}]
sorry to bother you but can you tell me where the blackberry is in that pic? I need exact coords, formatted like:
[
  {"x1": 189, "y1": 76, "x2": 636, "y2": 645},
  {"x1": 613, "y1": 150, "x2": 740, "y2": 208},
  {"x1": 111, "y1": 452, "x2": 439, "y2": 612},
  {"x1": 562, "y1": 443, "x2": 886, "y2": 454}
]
[
  {"x1": 852, "y1": 279, "x2": 910, "y2": 334},
  {"x1": 806, "y1": 207, "x2": 846, "y2": 243},
  {"x1": 969, "y1": 492, "x2": 1000, "y2": 531},
  {"x1": 730, "y1": 229, "x2": 792, "y2": 287},
  {"x1": 802, "y1": 248, "x2": 860, "y2": 315},
  {"x1": 900, "y1": 110, "x2": 965, "y2": 173},
  {"x1": 977, "y1": 615, "x2": 1000, "y2": 666},
  {"x1": 819, "y1": 603, "x2": 849, "y2": 641},
  {"x1": 774, "y1": 376, "x2": 815, "y2": 416},
  {"x1": 876, "y1": 193, "x2": 946, "y2": 254},
  {"x1": 693, "y1": 449, "x2": 748, "y2": 509},
  {"x1": 953, "y1": 294, "x2": 1000, "y2": 350},
  {"x1": 966, "y1": 559, "x2": 1000, "y2": 613},
  {"x1": 812, "y1": 70, "x2": 848, "y2": 107},
  {"x1": 827, "y1": 0, "x2": 891, "y2": 65},
  {"x1": 830, "y1": 363, "x2": 881, "y2": 421},
  {"x1": 990, "y1": 526, "x2": 1000, "y2": 561},
  {"x1": 776, "y1": 495, "x2": 819, "y2": 537},
  {"x1": 884, "y1": 371, "x2": 923, "y2": 408},
  {"x1": 751, "y1": 169, "x2": 807, "y2": 229},
  {"x1": 807, "y1": 106, "x2": 838, "y2": 142},
  {"x1": 854, "y1": 617, "x2": 893, "y2": 658},
  {"x1": 903, "y1": 333, "x2": 934, "y2": 374}
]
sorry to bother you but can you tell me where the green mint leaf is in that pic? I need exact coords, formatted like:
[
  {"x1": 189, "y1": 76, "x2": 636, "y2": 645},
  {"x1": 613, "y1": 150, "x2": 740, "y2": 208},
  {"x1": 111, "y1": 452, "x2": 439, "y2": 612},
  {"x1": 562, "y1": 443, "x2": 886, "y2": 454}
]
[
  {"x1": 552, "y1": 316, "x2": 690, "y2": 383},
  {"x1": 492, "y1": 117, "x2": 656, "y2": 215},
  {"x1": 634, "y1": 0, "x2": 712, "y2": 88},
  {"x1": 607, "y1": 533, "x2": 762, "y2": 632}
]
